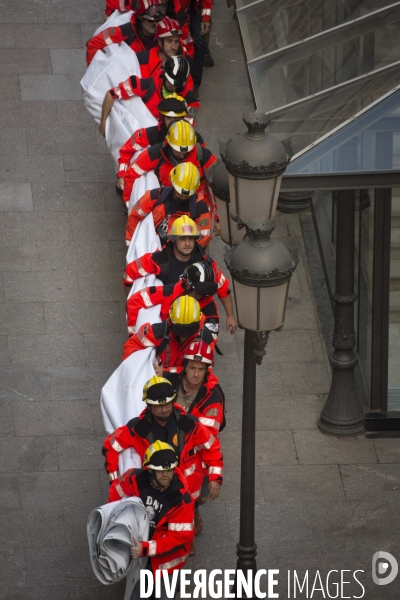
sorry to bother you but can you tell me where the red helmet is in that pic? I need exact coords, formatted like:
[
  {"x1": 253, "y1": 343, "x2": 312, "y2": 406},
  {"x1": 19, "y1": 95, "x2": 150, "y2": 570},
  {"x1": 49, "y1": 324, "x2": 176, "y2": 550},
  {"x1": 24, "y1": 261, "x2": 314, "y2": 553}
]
[
  {"x1": 136, "y1": 0, "x2": 167, "y2": 21},
  {"x1": 155, "y1": 17, "x2": 182, "y2": 39},
  {"x1": 184, "y1": 341, "x2": 214, "y2": 365}
]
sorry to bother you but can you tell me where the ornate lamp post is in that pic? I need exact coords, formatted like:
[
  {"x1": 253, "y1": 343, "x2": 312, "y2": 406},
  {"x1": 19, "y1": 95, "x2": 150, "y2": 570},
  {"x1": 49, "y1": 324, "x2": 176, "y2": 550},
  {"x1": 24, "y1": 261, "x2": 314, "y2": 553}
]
[
  {"x1": 220, "y1": 112, "x2": 298, "y2": 581},
  {"x1": 210, "y1": 161, "x2": 246, "y2": 246}
]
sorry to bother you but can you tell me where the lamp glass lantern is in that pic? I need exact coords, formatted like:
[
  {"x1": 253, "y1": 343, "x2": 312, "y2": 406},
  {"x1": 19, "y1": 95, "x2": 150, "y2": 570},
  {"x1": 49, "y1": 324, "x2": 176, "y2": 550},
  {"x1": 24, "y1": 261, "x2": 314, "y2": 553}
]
[{"x1": 210, "y1": 162, "x2": 246, "y2": 246}]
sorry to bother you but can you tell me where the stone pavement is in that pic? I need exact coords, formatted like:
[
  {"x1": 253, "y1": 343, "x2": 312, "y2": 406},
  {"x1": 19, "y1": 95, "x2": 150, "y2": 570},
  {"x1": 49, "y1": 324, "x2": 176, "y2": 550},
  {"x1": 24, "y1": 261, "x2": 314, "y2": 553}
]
[{"x1": 0, "y1": 1, "x2": 399, "y2": 599}]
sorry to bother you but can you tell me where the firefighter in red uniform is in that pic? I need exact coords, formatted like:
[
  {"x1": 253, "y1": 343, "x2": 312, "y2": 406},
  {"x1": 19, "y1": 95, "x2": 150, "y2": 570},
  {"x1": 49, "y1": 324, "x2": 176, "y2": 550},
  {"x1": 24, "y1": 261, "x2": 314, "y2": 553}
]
[
  {"x1": 176, "y1": 341, "x2": 225, "y2": 538},
  {"x1": 122, "y1": 121, "x2": 216, "y2": 210},
  {"x1": 109, "y1": 441, "x2": 194, "y2": 598},
  {"x1": 117, "y1": 96, "x2": 205, "y2": 190},
  {"x1": 125, "y1": 164, "x2": 211, "y2": 246},
  {"x1": 87, "y1": 0, "x2": 167, "y2": 66},
  {"x1": 99, "y1": 56, "x2": 198, "y2": 136},
  {"x1": 104, "y1": 0, "x2": 192, "y2": 56},
  {"x1": 126, "y1": 260, "x2": 236, "y2": 338},
  {"x1": 104, "y1": 377, "x2": 223, "y2": 542},
  {"x1": 181, "y1": 0, "x2": 213, "y2": 98},
  {"x1": 137, "y1": 17, "x2": 191, "y2": 79},
  {"x1": 122, "y1": 296, "x2": 215, "y2": 379},
  {"x1": 124, "y1": 215, "x2": 216, "y2": 286}
]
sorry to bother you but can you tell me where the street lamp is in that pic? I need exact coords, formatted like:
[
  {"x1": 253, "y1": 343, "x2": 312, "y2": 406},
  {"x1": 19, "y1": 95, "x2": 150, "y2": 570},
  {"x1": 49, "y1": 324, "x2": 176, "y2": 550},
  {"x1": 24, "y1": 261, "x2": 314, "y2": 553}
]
[
  {"x1": 210, "y1": 162, "x2": 245, "y2": 246},
  {"x1": 220, "y1": 112, "x2": 298, "y2": 582}
]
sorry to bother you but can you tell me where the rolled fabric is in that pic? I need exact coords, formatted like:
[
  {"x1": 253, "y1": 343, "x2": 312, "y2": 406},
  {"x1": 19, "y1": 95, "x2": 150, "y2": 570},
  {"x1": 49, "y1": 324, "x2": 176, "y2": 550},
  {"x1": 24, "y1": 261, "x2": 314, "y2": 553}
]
[{"x1": 87, "y1": 497, "x2": 149, "y2": 600}]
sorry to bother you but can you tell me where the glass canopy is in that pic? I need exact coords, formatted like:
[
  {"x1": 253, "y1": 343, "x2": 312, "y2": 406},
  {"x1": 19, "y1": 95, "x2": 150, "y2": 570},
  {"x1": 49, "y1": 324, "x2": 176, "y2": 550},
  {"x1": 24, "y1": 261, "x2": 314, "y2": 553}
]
[
  {"x1": 284, "y1": 85, "x2": 400, "y2": 175},
  {"x1": 237, "y1": 0, "x2": 400, "y2": 155}
]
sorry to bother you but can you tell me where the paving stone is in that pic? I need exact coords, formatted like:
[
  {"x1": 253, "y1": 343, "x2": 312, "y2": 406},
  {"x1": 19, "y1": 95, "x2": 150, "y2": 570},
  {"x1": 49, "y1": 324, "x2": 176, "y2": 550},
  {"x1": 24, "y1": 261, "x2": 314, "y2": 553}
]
[
  {"x1": 14, "y1": 24, "x2": 83, "y2": 48},
  {"x1": 307, "y1": 501, "x2": 394, "y2": 539},
  {"x1": 45, "y1": 0, "x2": 104, "y2": 24},
  {"x1": 80, "y1": 23, "x2": 103, "y2": 46},
  {"x1": 50, "y1": 48, "x2": 86, "y2": 75},
  {"x1": 64, "y1": 154, "x2": 116, "y2": 183},
  {"x1": 375, "y1": 439, "x2": 400, "y2": 463},
  {"x1": 27, "y1": 125, "x2": 97, "y2": 155},
  {"x1": 0, "y1": 436, "x2": 58, "y2": 472},
  {"x1": 37, "y1": 240, "x2": 112, "y2": 270},
  {"x1": 14, "y1": 400, "x2": 93, "y2": 436},
  {"x1": 0, "y1": 336, "x2": 9, "y2": 367},
  {"x1": 0, "y1": 128, "x2": 27, "y2": 157},
  {"x1": 259, "y1": 465, "x2": 346, "y2": 502},
  {"x1": 84, "y1": 333, "x2": 127, "y2": 368},
  {"x1": 0, "y1": 212, "x2": 71, "y2": 245},
  {"x1": 0, "y1": 101, "x2": 58, "y2": 128},
  {"x1": 50, "y1": 366, "x2": 115, "y2": 401},
  {"x1": 0, "y1": 402, "x2": 14, "y2": 436},
  {"x1": 0, "y1": 75, "x2": 21, "y2": 100},
  {"x1": 0, "y1": 154, "x2": 65, "y2": 183},
  {"x1": 0, "y1": 369, "x2": 52, "y2": 402},
  {"x1": 56, "y1": 100, "x2": 96, "y2": 128},
  {"x1": 8, "y1": 334, "x2": 85, "y2": 368},
  {"x1": 0, "y1": 547, "x2": 26, "y2": 587},
  {"x1": 44, "y1": 302, "x2": 120, "y2": 334},
  {"x1": 109, "y1": 240, "x2": 129, "y2": 270},
  {"x1": 20, "y1": 74, "x2": 83, "y2": 101},
  {"x1": 227, "y1": 501, "x2": 312, "y2": 543},
  {"x1": 25, "y1": 545, "x2": 96, "y2": 587},
  {"x1": 32, "y1": 181, "x2": 105, "y2": 211},
  {"x1": 280, "y1": 361, "x2": 331, "y2": 395},
  {"x1": 0, "y1": 473, "x2": 21, "y2": 508},
  {"x1": 293, "y1": 430, "x2": 378, "y2": 465},
  {"x1": 56, "y1": 435, "x2": 105, "y2": 470},
  {"x1": 0, "y1": 49, "x2": 51, "y2": 73},
  {"x1": 340, "y1": 464, "x2": 400, "y2": 501},
  {"x1": 19, "y1": 470, "x2": 101, "y2": 508},
  {"x1": 284, "y1": 297, "x2": 319, "y2": 329},
  {"x1": 0, "y1": 183, "x2": 32, "y2": 212},
  {"x1": 63, "y1": 505, "x2": 97, "y2": 546},
  {"x1": 220, "y1": 429, "x2": 298, "y2": 467},
  {"x1": 71, "y1": 210, "x2": 126, "y2": 241},
  {"x1": 31, "y1": 582, "x2": 100, "y2": 600},
  {"x1": 0, "y1": 303, "x2": 45, "y2": 335},
  {"x1": 3, "y1": 271, "x2": 79, "y2": 303},
  {"x1": 262, "y1": 329, "x2": 316, "y2": 362},
  {"x1": 355, "y1": 536, "x2": 400, "y2": 598},
  {"x1": 0, "y1": 508, "x2": 64, "y2": 547},
  {"x1": 91, "y1": 400, "x2": 107, "y2": 435},
  {"x1": 0, "y1": 0, "x2": 46, "y2": 23},
  {"x1": 0, "y1": 25, "x2": 15, "y2": 47},
  {"x1": 77, "y1": 270, "x2": 127, "y2": 302},
  {"x1": 214, "y1": 464, "x2": 265, "y2": 504},
  {"x1": 104, "y1": 183, "x2": 128, "y2": 212},
  {"x1": 0, "y1": 277, "x2": 4, "y2": 303}
]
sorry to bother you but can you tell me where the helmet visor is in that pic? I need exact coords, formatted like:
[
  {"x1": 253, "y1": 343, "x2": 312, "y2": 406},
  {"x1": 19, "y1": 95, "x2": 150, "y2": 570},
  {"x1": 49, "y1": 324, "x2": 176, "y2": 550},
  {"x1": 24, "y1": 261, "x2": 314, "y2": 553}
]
[
  {"x1": 171, "y1": 322, "x2": 199, "y2": 337},
  {"x1": 143, "y1": 3, "x2": 167, "y2": 20},
  {"x1": 194, "y1": 281, "x2": 218, "y2": 296}
]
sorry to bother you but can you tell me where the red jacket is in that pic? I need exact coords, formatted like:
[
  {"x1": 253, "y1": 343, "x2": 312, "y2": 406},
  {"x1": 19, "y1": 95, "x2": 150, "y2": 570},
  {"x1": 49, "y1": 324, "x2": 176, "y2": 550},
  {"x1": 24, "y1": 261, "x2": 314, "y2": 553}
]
[
  {"x1": 109, "y1": 467, "x2": 194, "y2": 574},
  {"x1": 125, "y1": 186, "x2": 211, "y2": 246},
  {"x1": 176, "y1": 371, "x2": 226, "y2": 436},
  {"x1": 124, "y1": 240, "x2": 223, "y2": 286},
  {"x1": 122, "y1": 314, "x2": 215, "y2": 374},
  {"x1": 109, "y1": 69, "x2": 199, "y2": 121},
  {"x1": 181, "y1": 0, "x2": 213, "y2": 22},
  {"x1": 126, "y1": 279, "x2": 224, "y2": 334},
  {"x1": 118, "y1": 126, "x2": 203, "y2": 177},
  {"x1": 103, "y1": 404, "x2": 224, "y2": 499},
  {"x1": 122, "y1": 140, "x2": 216, "y2": 207},
  {"x1": 105, "y1": 0, "x2": 193, "y2": 54},
  {"x1": 86, "y1": 18, "x2": 155, "y2": 66}
]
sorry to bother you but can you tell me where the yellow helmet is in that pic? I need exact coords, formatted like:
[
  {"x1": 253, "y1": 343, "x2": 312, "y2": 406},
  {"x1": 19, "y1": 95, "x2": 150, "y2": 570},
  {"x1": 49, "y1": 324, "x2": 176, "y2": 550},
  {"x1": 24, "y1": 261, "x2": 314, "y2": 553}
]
[
  {"x1": 169, "y1": 296, "x2": 201, "y2": 325},
  {"x1": 168, "y1": 215, "x2": 200, "y2": 240},
  {"x1": 170, "y1": 162, "x2": 200, "y2": 196},
  {"x1": 143, "y1": 441, "x2": 178, "y2": 471},
  {"x1": 166, "y1": 120, "x2": 196, "y2": 152},
  {"x1": 142, "y1": 375, "x2": 176, "y2": 405}
]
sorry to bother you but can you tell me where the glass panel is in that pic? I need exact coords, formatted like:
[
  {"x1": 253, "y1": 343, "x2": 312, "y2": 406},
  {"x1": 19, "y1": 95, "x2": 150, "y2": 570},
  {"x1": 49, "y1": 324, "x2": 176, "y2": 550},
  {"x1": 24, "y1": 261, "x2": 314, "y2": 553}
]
[
  {"x1": 215, "y1": 197, "x2": 246, "y2": 246},
  {"x1": 247, "y1": 4, "x2": 400, "y2": 110},
  {"x1": 237, "y1": 0, "x2": 398, "y2": 58},
  {"x1": 356, "y1": 190, "x2": 375, "y2": 401},
  {"x1": 233, "y1": 280, "x2": 289, "y2": 330},
  {"x1": 282, "y1": 80, "x2": 400, "y2": 170},
  {"x1": 388, "y1": 190, "x2": 400, "y2": 409},
  {"x1": 228, "y1": 175, "x2": 281, "y2": 222}
]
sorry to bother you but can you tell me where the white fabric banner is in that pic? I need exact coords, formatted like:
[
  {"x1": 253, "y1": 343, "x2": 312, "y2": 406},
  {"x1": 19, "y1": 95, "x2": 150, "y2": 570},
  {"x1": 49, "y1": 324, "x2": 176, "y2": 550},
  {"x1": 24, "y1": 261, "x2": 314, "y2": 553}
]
[
  {"x1": 87, "y1": 497, "x2": 149, "y2": 600},
  {"x1": 93, "y1": 10, "x2": 133, "y2": 36}
]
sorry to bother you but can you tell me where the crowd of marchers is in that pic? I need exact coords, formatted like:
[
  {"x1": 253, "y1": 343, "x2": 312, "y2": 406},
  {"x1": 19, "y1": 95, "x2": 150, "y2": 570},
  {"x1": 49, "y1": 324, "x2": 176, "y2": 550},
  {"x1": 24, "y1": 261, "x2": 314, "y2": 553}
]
[{"x1": 86, "y1": 1, "x2": 237, "y2": 598}]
